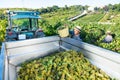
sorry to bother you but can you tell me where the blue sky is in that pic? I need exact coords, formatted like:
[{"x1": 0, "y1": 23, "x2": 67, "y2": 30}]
[{"x1": 0, "y1": 0, "x2": 120, "y2": 8}]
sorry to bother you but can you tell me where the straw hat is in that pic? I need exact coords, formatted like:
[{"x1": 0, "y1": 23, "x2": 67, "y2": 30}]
[
  {"x1": 75, "y1": 26, "x2": 81, "y2": 31},
  {"x1": 106, "y1": 30, "x2": 111, "y2": 34}
]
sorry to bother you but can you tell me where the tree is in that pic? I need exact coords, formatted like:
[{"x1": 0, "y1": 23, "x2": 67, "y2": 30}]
[
  {"x1": 51, "y1": 5, "x2": 59, "y2": 11},
  {"x1": 103, "y1": 6, "x2": 109, "y2": 12},
  {"x1": 94, "y1": 7, "x2": 99, "y2": 11},
  {"x1": 108, "y1": 4, "x2": 113, "y2": 11},
  {"x1": 40, "y1": 8, "x2": 48, "y2": 13},
  {"x1": 65, "y1": 5, "x2": 68, "y2": 10}
]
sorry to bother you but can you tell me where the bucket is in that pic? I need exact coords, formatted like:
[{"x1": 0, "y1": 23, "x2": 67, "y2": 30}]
[{"x1": 58, "y1": 27, "x2": 69, "y2": 38}]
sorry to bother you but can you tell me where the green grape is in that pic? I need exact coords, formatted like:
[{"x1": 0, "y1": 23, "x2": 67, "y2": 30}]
[{"x1": 17, "y1": 50, "x2": 114, "y2": 80}]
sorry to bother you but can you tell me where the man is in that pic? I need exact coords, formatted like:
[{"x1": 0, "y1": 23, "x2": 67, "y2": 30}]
[
  {"x1": 70, "y1": 26, "x2": 82, "y2": 41},
  {"x1": 35, "y1": 28, "x2": 45, "y2": 38},
  {"x1": 103, "y1": 31, "x2": 113, "y2": 43}
]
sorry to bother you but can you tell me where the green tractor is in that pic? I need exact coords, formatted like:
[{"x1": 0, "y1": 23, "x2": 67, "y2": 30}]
[{"x1": 6, "y1": 10, "x2": 45, "y2": 41}]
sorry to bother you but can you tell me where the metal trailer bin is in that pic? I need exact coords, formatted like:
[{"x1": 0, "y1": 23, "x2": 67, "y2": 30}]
[{"x1": 0, "y1": 36, "x2": 120, "y2": 80}]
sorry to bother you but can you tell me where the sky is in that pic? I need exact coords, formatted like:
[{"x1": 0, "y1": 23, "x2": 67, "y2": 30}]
[{"x1": 0, "y1": 0, "x2": 120, "y2": 9}]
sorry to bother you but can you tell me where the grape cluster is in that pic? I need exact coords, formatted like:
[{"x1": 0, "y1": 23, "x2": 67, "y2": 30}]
[{"x1": 17, "y1": 50, "x2": 113, "y2": 80}]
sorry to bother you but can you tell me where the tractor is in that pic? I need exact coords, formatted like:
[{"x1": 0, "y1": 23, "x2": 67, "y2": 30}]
[{"x1": 6, "y1": 10, "x2": 45, "y2": 41}]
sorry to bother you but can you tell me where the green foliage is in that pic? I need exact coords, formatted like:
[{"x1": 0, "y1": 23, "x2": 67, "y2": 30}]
[
  {"x1": 13, "y1": 19, "x2": 29, "y2": 27},
  {"x1": 74, "y1": 13, "x2": 105, "y2": 23},
  {"x1": 38, "y1": 19, "x2": 62, "y2": 36},
  {"x1": 96, "y1": 37, "x2": 120, "y2": 53},
  {"x1": 39, "y1": 5, "x2": 60, "y2": 13},
  {"x1": 100, "y1": 12, "x2": 120, "y2": 23},
  {"x1": 99, "y1": 13, "x2": 111, "y2": 22},
  {"x1": 0, "y1": 20, "x2": 7, "y2": 42},
  {"x1": 38, "y1": 7, "x2": 120, "y2": 53},
  {"x1": 82, "y1": 26, "x2": 104, "y2": 44},
  {"x1": 0, "y1": 3, "x2": 120, "y2": 53},
  {"x1": 39, "y1": 8, "x2": 80, "y2": 36}
]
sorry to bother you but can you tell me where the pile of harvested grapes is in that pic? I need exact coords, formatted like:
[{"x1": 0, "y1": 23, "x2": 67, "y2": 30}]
[{"x1": 17, "y1": 50, "x2": 113, "y2": 80}]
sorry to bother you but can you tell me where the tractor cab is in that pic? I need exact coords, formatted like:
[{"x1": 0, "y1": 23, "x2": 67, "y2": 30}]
[{"x1": 6, "y1": 10, "x2": 45, "y2": 41}]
